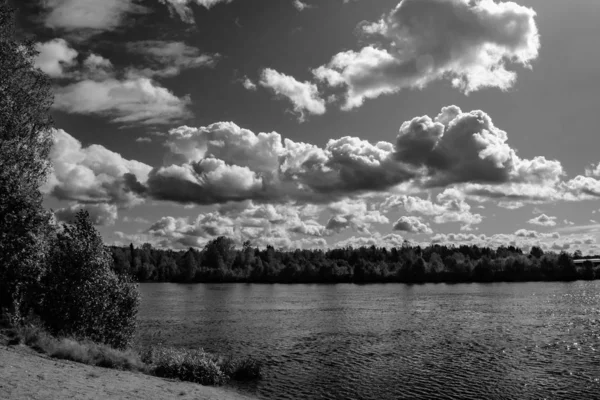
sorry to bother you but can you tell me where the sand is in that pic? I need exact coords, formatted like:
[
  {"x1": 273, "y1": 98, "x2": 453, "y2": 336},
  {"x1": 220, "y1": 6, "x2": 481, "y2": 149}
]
[{"x1": 0, "y1": 344, "x2": 256, "y2": 400}]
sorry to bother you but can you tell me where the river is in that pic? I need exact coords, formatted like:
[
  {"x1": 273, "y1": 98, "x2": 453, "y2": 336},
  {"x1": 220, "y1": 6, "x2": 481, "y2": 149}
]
[{"x1": 137, "y1": 281, "x2": 600, "y2": 399}]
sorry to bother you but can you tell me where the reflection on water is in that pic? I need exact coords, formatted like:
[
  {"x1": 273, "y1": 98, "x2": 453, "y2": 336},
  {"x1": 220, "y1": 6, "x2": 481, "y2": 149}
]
[{"x1": 138, "y1": 282, "x2": 600, "y2": 399}]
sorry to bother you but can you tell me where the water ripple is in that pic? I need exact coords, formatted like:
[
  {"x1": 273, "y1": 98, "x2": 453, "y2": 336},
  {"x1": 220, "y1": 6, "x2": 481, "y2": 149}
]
[{"x1": 138, "y1": 281, "x2": 600, "y2": 399}]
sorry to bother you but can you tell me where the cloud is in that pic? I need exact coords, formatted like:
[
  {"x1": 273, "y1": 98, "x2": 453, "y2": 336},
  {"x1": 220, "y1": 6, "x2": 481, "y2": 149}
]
[
  {"x1": 53, "y1": 77, "x2": 192, "y2": 125},
  {"x1": 159, "y1": 0, "x2": 234, "y2": 23},
  {"x1": 528, "y1": 214, "x2": 557, "y2": 227},
  {"x1": 43, "y1": 0, "x2": 147, "y2": 34},
  {"x1": 333, "y1": 233, "x2": 405, "y2": 249},
  {"x1": 35, "y1": 41, "x2": 193, "y2": 126},
  {"x1": 314, "y1": 0, "x2": 539, "y2": 109},
  {"x1": 136, "y1": 137, "x2": 152, "y2": 143},
  {"x1": 382, "y1": 188, "x2": 483, "y2": 229},
  {"x1": 393, "y1": 216, "x2": 432, "y2": 234},
  {"x1": 325, "y1": 198, "x2": 389, "y2": 233},
  {"x1": 242, "y1": 77, "x2": 257, "y2": 91},
  {"x1": 259, "y1": 68, "x2": 326, "y2": 122},
  {"x1": 126, "y1": 41, "x2": 219, "y2": 77},
  {"x1": 43, "y1": 129, "x2": 152, "y2": 208},
  {"x1": 34, "y1": 39, "x2": 78, "y2": 78},
  {"x1": 55, "y1": 203, "x2": 118, "y2": 226},
  {"x1": 145, "y1": 202, "x2": 329, "y2": 249},
  {"x1": 123, "y1": 106, "x2": 563, "y2": 206},
  {"x1": 395, "y1": 106, "x2": 563, "y2": 187},
  {"x1": 293, "y1": 0, "x2": 312, "y2": 11}
]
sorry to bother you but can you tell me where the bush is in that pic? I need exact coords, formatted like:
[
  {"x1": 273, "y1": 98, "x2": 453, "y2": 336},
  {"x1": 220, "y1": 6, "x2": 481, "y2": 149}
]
[
  {"x1": 39, "y1": 211, "x2": 140, "y2": 349},
  {"x1": 147, "y1": 347, "x2": 228, "y2": 386},
  {"x1": 220, "y1": 356, "x2": 263, "y2": 381}
]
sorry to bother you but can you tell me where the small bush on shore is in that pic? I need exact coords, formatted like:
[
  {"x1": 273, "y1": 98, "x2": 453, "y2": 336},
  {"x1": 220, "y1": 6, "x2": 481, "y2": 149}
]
[
  {"x1": 144, "y1": 346, "x2": 228, "y2": 385},
  {"x1": 220, "y1": 356, "x2": 263, "y2": 381},
  {"x1": 142, "y1": 346, "x2": 262, "y2": 385}
]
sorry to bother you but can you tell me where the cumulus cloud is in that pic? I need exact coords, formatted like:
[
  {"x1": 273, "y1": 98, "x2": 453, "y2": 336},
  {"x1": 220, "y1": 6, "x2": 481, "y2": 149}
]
[
  {"x1": 528, "y1": 214, "x2": 557, "y2": 227},
  {"x1": 122, "y1": 106, "x2": 563, "y2": 206},
  {"x1": 259, "y1": 68, "x2": 326, "y2": 122},
  {"x1": 43, "y1": 129, "x2": 152, "y2": 208},
  {"x1": 395, "y1": 106, "x2": 563, "y2": 187},
  {"x1": 382, "y1": 189, "x2": 482, "y2": 230},
  {"x1": 393, "y1": 216, "x2": 432, "y2": 234},
  {"x1": 146, "y1": 202, "x2": 329, "y2": 249},
  {"x1": 43, "y1": 0, "x2": 147, "y2": 34},
  {"x1": 325, "y1": 198, "x2": 389, "y2": 233},
  {"x1": 53, "y1": 77, "x2": 192, "y2": 125},
  {"x1": 126, "y1": 41, "x2": 219, "y2": 77},
  {"x1": 314, "y1": 0, "x2": 540, "y2": 109},
  {"x1": 55, "y1": 203, "x2": 118, "y2": 226},
  {"x1": 34, "y1": 39, "x2": 78, "y2": 78}
]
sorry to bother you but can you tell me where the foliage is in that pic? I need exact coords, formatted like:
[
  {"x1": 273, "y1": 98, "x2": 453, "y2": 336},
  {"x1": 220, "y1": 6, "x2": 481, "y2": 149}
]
[
  {"x1": 220, "y1": 356, "x2": 263, "y2": 381},
  {"x1": 110, "y1": 237, "x2": 594, "y2": 284},
  {"x1": 40, "y1": 210, "x2": 140, "y2": 349},
  {"x1": 141, "y1": 345, "x2": 262, "y2": 385},
  {"x1": 0, "y1": 0, "x2": 54, "y2": 315},
  {"x1": 145, "y1": 346, "x2": 228, "y2": 386}
]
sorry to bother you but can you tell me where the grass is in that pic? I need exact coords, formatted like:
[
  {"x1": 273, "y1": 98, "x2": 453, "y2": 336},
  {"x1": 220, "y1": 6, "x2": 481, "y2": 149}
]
[{"x1": 2, "y1": 316, "x2": 262, "y2": 387}]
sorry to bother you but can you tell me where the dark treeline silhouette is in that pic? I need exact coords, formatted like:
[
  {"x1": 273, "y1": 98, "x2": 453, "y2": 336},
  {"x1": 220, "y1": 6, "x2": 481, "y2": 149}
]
[{"x1": 110, "y1": 237, "x2": 598, "y2": 284}]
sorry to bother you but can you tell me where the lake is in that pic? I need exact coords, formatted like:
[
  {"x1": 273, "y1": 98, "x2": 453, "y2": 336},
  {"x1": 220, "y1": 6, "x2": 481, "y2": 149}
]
[{"x1": 137, "y1": 282, "x2": 600, "y2": 399}]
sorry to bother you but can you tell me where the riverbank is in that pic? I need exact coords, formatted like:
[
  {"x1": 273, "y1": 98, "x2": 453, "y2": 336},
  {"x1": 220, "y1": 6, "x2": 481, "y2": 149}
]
[{"x1": 0, "y1": 344, "x2": 255, "y2": 400}]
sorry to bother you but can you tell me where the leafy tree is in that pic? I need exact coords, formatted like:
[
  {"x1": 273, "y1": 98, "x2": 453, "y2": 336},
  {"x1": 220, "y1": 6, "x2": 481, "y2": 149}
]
[
  {"x1": 0, "y1": 0, "x2": 54, "y2": 315},
  {"x1": 40, "y1": 211, "x2": 140, "y2": 349}
]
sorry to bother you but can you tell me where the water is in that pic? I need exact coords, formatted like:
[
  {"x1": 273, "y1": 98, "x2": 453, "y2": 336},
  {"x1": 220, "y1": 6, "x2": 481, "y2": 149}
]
[{"x1": 137, "y1": 282, "x2": 600, "y2": 399}]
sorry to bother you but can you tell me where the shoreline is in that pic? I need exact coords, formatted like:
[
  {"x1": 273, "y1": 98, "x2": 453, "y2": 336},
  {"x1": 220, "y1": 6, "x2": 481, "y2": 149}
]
[{"x1": 0, "y1": 344, "x2": 255, "y2": 400}]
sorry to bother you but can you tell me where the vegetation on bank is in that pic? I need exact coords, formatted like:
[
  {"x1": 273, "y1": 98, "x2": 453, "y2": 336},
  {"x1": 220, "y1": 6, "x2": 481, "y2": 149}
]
[
  {"x1": 1, "y1": 317, "x2": 261, "y2": 385},
  {"x1": 110, "y1": 237, "x2": 596, "y2": 284}
]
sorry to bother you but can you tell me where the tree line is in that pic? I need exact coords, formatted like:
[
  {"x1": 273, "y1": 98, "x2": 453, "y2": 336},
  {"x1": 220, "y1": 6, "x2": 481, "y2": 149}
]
[{"x1": 110, "y1": 237, "x2": 598, "y2": 284}]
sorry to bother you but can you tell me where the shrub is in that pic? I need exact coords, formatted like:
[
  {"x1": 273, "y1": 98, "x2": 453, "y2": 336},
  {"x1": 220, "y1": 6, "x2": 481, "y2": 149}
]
[
  {"x1": 39, "y1": 211, "x2": 140, "y2": 349},
  {"x1": 147, "y1": 347, "x2": 228, "y2": 386},
  {"x1": 220, "y1": 356, "x2": 263, "y2": 381}
]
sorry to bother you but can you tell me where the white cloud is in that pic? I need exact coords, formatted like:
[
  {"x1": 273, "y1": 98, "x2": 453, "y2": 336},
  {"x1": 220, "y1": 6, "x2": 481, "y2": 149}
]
[
  {"x1": 528, "y1": 214, "x2": 557, "y2": 227},
  {"x1": 53, "y1": 77, "x2": 192, "y2": 125},
  {"x1": 393, "y1": 216, "x2": 432, "y2": 234},
  {"x1": 242, "y1": 77, "x2": 257, "y2": 91},
  {"x1": 314, "y1": 0, "x2": 540, "y2": 109},
  {"x1": 259, "y1": 68, "x2": 326, "y2": 122},
  {"x1": 293, "y1": 0, "x2": 312, "y2": 11},
  {"x1": 34, "y1": 39, "x2": 78, "y2": 78},
  {"x1": 126, "y1": 41, "x2": 219, "y2": 77},
  {"x1": 43, "y1": 129, "x2": 152, "y2": 208},
  {"x1": 43, "y1": 0, "x2": 147, "y2": 34}
]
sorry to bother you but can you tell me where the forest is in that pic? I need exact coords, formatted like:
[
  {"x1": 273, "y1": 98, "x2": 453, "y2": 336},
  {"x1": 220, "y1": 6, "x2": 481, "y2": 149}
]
[{"x1": 109, "y1": 237, "x2": 599, "y2": 284}]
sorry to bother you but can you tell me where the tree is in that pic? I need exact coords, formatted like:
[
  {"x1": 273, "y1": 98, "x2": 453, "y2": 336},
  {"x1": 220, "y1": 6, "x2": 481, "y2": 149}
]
[
  {"x1": 0, "y1": 1, "x2": 54, "y2": 314},
  {"x1": 40, "y1": 211, "x2": 140, "y2": 349}
]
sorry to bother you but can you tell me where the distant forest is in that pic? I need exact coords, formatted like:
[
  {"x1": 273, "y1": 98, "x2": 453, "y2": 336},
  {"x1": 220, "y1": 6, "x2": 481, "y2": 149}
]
[{"x1": 110, "y1": 237, "x2": 599, "y2": 284}]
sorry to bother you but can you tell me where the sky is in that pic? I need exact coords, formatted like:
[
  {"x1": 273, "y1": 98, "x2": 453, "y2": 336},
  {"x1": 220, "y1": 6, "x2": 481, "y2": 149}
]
[{"x1": 14, "y1": 0, "x2": 600, "y2": 253}]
